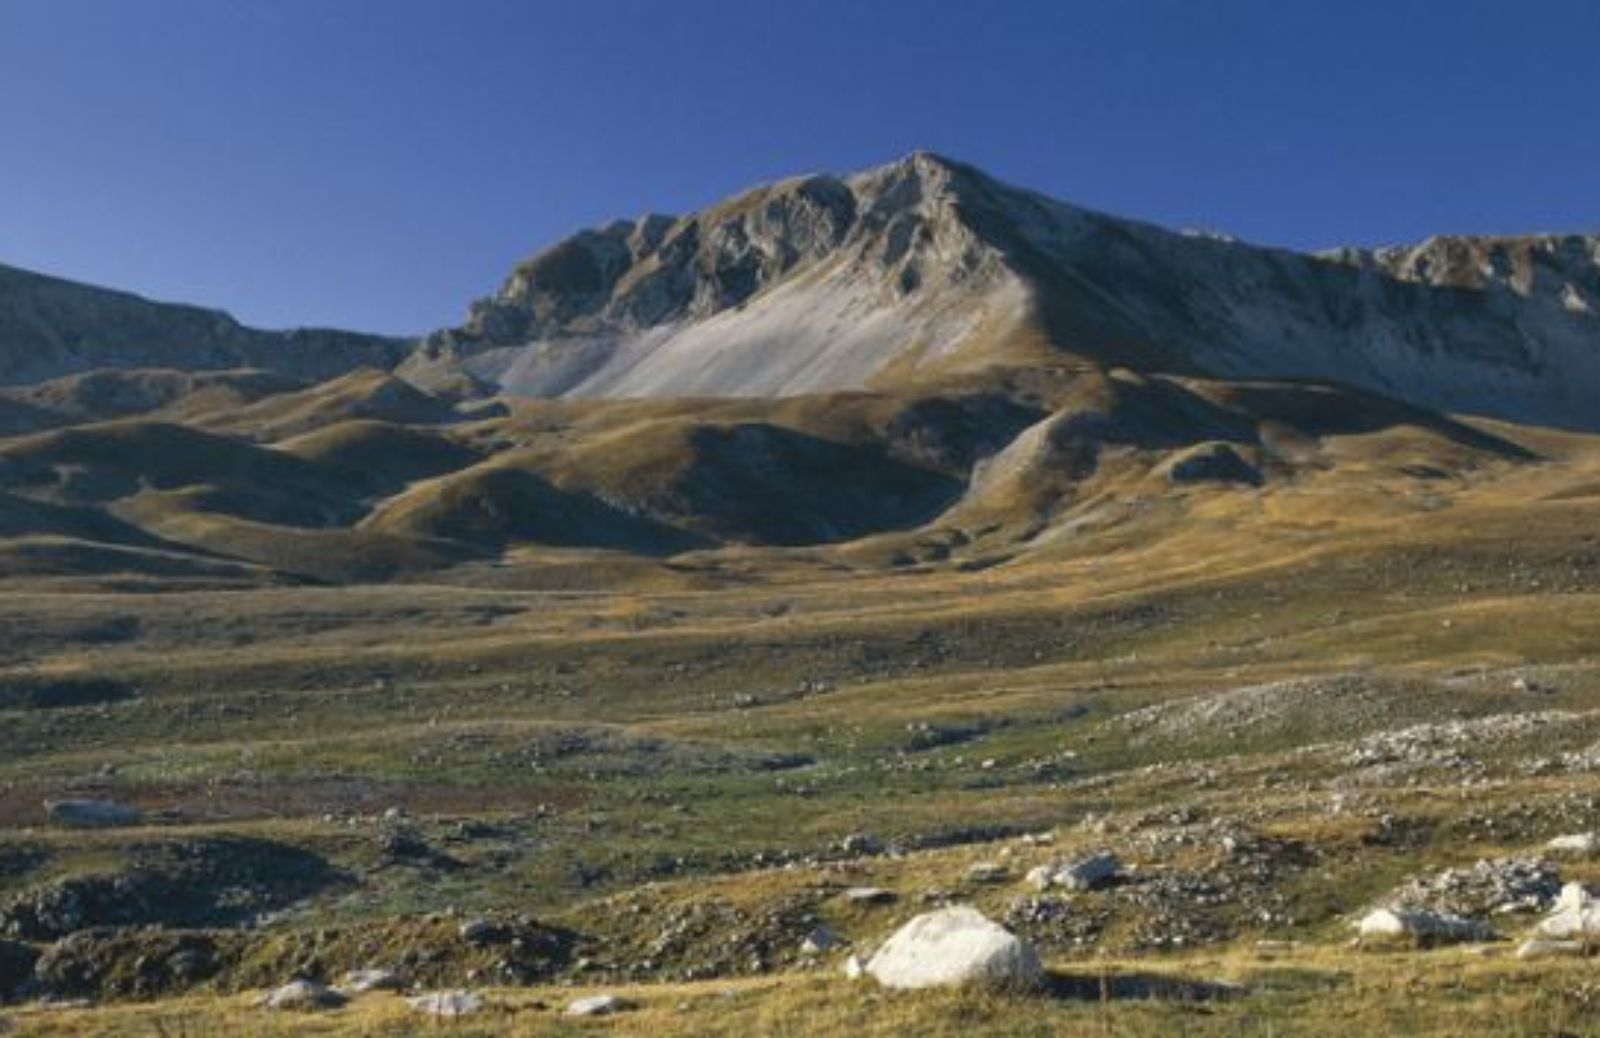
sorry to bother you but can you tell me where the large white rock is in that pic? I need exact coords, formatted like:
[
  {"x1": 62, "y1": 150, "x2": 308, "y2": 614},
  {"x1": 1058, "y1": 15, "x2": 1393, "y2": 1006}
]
[
  {"x1": 1356, "y1": 908, "x2": 1492, "y2": 944},
  {"x1": 1535, "y1": 882, "x2": 1600, "y2": 939},
  {"x1": 864, "y1": 906, "x2": 1043, "y2": 990}
]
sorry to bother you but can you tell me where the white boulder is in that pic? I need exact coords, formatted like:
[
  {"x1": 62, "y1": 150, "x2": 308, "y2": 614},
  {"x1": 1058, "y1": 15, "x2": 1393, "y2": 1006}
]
[{"x1": 864, "y1": 906, "x2": 1043, "y2": 990}]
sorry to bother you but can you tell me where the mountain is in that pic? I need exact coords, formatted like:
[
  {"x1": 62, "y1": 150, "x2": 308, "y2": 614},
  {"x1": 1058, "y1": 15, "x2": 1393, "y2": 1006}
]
[
  {"x1": 0, "y1": 262, "x2": 408, "y2": 386},
  {"x1": 2, "y1": 153, "x2": 1599, "y2": 587},
  {"x1": 405, "y1": 153, "x2": 1600, "y2": 429}
]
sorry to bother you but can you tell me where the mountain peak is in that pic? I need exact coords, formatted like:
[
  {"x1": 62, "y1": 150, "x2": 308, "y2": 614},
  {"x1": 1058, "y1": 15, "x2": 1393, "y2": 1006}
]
[{"x1": 401, "y1": 158, "x2": 1600, "y2": 429}]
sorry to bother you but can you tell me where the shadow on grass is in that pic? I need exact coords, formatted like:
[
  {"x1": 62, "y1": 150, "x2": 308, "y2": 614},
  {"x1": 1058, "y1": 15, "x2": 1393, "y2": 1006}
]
[{"x1": 1044, "y1": 970, "x2": 1248, "y2": 1002}]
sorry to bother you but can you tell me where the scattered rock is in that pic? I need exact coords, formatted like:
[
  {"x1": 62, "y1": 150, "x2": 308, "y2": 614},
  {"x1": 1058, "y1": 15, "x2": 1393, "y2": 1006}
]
[
  {"x1": 407, "y1": 990, "x2": 486, "y2": 1018},
  {"x1": 44, "y1": 801, "x2": 140, "y2": 829},
  {"x1": 459, "y1": 918, "x2": 508, "y2": 946},
  {"x1": 1356, "y1": 908, "x2": 1493, "y2": 945},
  {"x1": 864, "y1": 906, "x2": 1042, "y2": 990},
  {"x1": 1029, "y1": 851, "x2": 1120, "y2": 892},
  {"x1": 1546, "y1": 833, "x2": 1600, "y2": 858},
  {"x1": 843, "y1": 887, "x2": 896, "y2": 905},
  {"x1": 965, "y1": 862, "x2": 1008, "y2": 884},
  {"x1": 0, "y1": 837, "x2": 348, "y2": 940},
  {"x1": 1516, "y1": 938, "x2": 1588, "y2": 960},
  {"x1": 1535, "y1": 882, "x2": 1600, "y2": 939},
  {"x1": 343, "y1": 968, "x2": 403, "y2": 993},
  {"x1": 1379, "y1": 857, "x2": 1560, "y2": 917},
  {"x1": 800, "y1": 927, "x2": 846, "y2": 955},
  {"x1": 263, "y1": 980, "x2": 348, "y2": 1012},
  {"x1": 840, "y1": 833, "x2": 885, "y2": 857},
  {"x1": 31, "y1": 931, "x2": 223, "y2": 999},
  {"x1": 566, "y1": 994, "x2": 637, "y2": 1016},
  {"x1": 843, "y1": 954, "x2": 865, "y2": 980}
]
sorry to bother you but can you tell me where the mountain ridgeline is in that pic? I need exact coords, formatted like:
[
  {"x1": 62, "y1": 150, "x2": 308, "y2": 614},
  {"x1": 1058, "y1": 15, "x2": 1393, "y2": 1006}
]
[
  {"x1": 0, "y1": 153, "x2": 1598, "y2": 585},
  {"x1": 406, "y1": 152, "x2": 1600, "y2": 429},
  {"x1": 0, "y1": 262, "x2": 408, "y2": 386}
]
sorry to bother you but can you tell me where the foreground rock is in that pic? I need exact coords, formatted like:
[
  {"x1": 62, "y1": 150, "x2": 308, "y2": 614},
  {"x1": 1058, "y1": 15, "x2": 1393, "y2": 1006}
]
[
  {"x1": 263, "y1": 980, "x2": 348, "y2": 1011},
  {"x1": 865, "y1": 906, "x2": 1042, "y2": 990},
  {"x1": 1356, "y1": 908, "x2": 1493, "y2": 945},
  {"x1": 1534, "y1": 883, "x2": 1600, "y2": 939},
  {"x1": 44, "y1": 800, "x2": 140, "y2": 829},
  {"x1": 407, "y1": 990, "x2": 486, "y2": 1018},
  {"x1": 566, "y1": 994, "x2": 638, "y2": 1016}
]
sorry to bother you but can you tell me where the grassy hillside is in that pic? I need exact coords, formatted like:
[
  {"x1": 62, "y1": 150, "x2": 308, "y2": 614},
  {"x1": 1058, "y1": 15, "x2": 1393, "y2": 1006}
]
[{"x1": 4, "y1": 363, "x2": 1600, "y2": 1033}]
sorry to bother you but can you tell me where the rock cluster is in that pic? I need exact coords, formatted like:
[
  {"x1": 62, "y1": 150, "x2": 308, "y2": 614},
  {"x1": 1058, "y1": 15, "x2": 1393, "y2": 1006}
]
[{"x1": 1382, "y1": 857, "x2": 1561, "y2": 918}]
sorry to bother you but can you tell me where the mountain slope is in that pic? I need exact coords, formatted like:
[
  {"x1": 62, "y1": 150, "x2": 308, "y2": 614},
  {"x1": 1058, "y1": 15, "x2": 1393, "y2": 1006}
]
[
  {"x1": 408, "y1": 153, "x2": 1600, "y2": 429},
  {"x1": 0, "y1": 263, "x2": 408, "y2": 385}
]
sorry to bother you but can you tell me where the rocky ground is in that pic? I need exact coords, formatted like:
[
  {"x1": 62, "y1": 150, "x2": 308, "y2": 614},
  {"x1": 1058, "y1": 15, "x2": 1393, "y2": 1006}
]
[{"x1": 7, "y1": 462, "x2": 1600, "y2": 1033}]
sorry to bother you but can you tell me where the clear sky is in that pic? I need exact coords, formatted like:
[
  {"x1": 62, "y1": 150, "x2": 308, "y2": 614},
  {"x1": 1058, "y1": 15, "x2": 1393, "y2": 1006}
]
[{"x1": 3, "y1": 0, "x2": 1596, "y2": 335}]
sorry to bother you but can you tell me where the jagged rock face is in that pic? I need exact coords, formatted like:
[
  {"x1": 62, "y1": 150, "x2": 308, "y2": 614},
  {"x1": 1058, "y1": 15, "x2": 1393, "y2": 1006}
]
[
  {"x1": 0, "y1": 264, "x2": 407, "y2": 386},
  {"x1": 404, "y1": 154, "x2": 1031, "y2": 398},
  {"x1": 410, "y1": 153, "x2": 1600, "y2": 429},
  {"x1": 1328, "y1": 234, "x2": 1600, "y2": 307}
]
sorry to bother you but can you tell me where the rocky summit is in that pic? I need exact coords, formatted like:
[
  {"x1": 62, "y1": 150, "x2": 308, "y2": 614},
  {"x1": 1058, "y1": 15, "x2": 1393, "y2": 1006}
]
[{"x1": 407, "y1": 153, "x2": 1600, "y2": 429}]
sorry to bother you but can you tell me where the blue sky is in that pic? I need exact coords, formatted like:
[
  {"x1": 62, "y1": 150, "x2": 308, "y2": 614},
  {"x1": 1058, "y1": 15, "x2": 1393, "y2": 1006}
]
[{"x1": 2, "y1": 0, "x2": 1596, "y2": 335}]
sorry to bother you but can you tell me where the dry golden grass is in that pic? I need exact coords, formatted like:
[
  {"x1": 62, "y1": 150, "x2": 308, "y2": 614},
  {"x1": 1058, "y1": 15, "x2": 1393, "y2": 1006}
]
[{"x1": 12, "y1": 947, "x2": 1600, "y2": 1038}]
